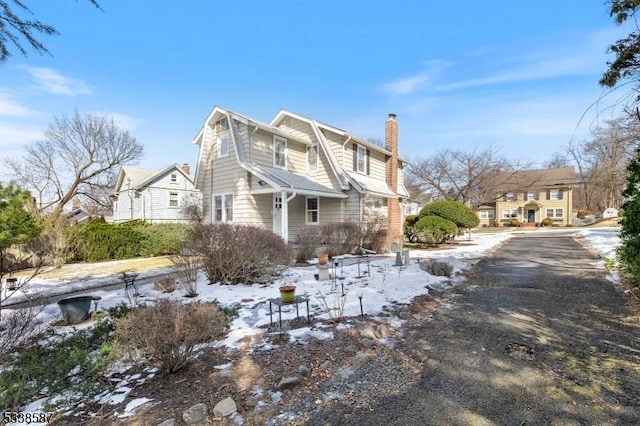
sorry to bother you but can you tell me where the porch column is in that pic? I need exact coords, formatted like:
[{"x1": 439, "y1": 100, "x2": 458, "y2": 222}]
[{"x1": 281, "y1": 190, "x2": 288, "y2": 241}]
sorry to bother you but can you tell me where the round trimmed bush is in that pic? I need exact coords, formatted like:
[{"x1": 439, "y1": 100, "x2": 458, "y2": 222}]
[
  {"x1": 414, "y1": 215, "x2": 458, "y2": 245},
  {"x1": 419, "y1": 200, "x2": 480, "y2": 229}
]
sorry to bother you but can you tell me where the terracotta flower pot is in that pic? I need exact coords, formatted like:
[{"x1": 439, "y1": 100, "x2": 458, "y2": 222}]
[
  {"x1": 279, "y1": 285, "x2": 296, "y2": 304},
  {"x1": 317, "y1": 253, "x2": 329, "y2": 265}
]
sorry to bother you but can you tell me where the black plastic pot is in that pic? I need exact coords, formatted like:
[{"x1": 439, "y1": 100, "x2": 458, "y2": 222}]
[{"x1": 57, "y1": 296, "x2": 93, "y2": 325}]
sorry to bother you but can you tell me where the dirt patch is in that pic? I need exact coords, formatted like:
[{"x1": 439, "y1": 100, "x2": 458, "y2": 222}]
[{"x1": 50, "y1": 298, "x2": 440, "y2": 425}]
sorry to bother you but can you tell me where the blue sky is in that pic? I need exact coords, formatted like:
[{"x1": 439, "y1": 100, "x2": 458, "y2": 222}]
[{"x1": 0, "y1": 1, "x2": 630, "y2": 177}]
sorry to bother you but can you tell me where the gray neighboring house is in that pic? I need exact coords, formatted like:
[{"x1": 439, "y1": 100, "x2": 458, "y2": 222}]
[{"x1": 110, "y1": 163, "x2": 201, "y2": 223}]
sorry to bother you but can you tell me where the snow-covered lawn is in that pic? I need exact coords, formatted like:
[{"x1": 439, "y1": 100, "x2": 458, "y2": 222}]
[{"x1": 1, "y1": 227, "x2": 622, "y2": 422}]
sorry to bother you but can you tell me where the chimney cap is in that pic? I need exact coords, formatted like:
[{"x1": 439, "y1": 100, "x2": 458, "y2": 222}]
[{"x1": 388, "y1": 113, "x2": 396, "y2": 119}]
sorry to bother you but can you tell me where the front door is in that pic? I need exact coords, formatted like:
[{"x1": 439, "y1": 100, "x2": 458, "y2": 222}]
[
  {"x1": 273, "y1": 195, "x2": 282, "y2": 235},
  {"x1": 527, "y1": 209, "x2": 535, "y2": 223}
]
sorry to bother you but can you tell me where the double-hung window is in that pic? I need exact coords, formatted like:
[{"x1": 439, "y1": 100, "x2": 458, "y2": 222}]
[
  {"x1": 306, "y1": 197, "x2": 319, "y2": 224},
  {"x1": 213, "y1": 194, "x2": 233, "y2": 222},
  {"x1": 526, "y1": 191, "x2": 538, "y2": 201},
  {"x1": 170, "y1": 173, "x2": 177, "y2": 183},
  {"x1": 547, "y1": 189, "x2": 563, "y2": 200},
  {"x1": 274, "y1": 137, "x2": 286, "y2": 168},
  {"x1": 356, "y1": 145, "x2": 366, "y2": 173},
  {"x1": 546, "y1": 208, "x2": 563, "y2": 218},
  {"x1": 169, "y1": 192, "x2": 179, "y2": 208},
  {"x1": 217, "y1": 136, "x2": 229, "y2": 158},
  {"x1": 352, "y1": 143, "x2": 369, "y2": 174}
]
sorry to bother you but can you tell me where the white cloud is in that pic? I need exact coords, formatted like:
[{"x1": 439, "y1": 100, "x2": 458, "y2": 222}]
[
  {"x1": 438, "y1": 29, "x2": 616, "y2": 92},
  {"x1": 0, "y1": 90, "x2": 37, "y2": 117},
  {"x1": 380, "y1": 60, "x2": 449, "y2": 95},
  {"x1": 25, "y1": 67, "x2": 94, "y2": 96}
]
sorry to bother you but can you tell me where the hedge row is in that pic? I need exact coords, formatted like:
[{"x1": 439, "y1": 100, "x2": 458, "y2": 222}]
[{"x1": 72, "y1": 219, "x2": 188, "y2": 262}]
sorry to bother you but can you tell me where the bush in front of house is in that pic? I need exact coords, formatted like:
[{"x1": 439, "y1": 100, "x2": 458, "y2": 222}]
[
  {"x1": 73, "y1": 219, "x2": 187, "y2": 261},
  {"x1": 403, "y1": 214, "x2": 419, "y2": 242},
  {"x1": 113, "y1": 299, "x2": 228, "y2": 373},
  {"x1": 419, "y1": 200, "x2": 480, "y2": 230},
  {"x1": 414, "y1": 215, "x2": 458, "y2": 246},
  {"x1": 320, "y1": 221, "x2": 360, "y2": 257},
  {"x1": 189, "y1": 223, "x2": 293, "y2": 284},
  {"x1": 296, "y1": 225, "x2": 323, "y2": 263},
  {"x1": 540, "y1": 217, "x2": 554, "y2": 227},
  {"x1": 510, "y1": 219, "x2": 522, "y2": 227},
  {"x1": 359, "y1": 210, "x2": 388, "y2": 253},
  {"x1": 138, "y1": 223, "x2": 189, "y2": 256}
]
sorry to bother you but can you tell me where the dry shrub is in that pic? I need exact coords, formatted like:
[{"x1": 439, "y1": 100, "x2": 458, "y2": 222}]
[
  {"x1": 360, "y1": 210, "x2": 388, "y2": 252},
  {"x1": 296, "y1": 225, "x2": 323, "y2": 263},
  {"x1": 188, "y1": 223, "x2": 293, "y2": 284},
  {"x1": 154, "y1": 277, "x2": 177, "y2": 293},
  {"x1": 113, "y1": 299, "x2": 228, "y2": 373},
  {"x1": 319, "y1": 221, "x2": 360, "y2": 257},
  {"x1": 0, "y1": 306, "x2": 44, "y2": 362}
]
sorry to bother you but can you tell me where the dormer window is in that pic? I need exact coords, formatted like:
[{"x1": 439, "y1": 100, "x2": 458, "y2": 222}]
[
  {"x1": 307, "y1": 145, "x2": 318, "y2": 171},
  {"x1": 214, "y1": 117, "x2": 229, "y2": 134},
  {"x1": 274, "y1": 137, "x2": 286, "y2": 168}
]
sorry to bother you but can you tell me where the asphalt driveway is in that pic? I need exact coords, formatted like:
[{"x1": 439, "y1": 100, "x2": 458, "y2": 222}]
[{"x1": 302, "y1": 231, "x2": 640, "y2": 425}]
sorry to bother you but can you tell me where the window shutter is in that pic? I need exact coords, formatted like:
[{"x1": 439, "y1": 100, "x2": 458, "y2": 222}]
[
  {"x1": 352, "y1": 144, "x2": 357, "y2": 171},
  {"x1": 546, "y1": 190, "x2": 550, "y2": 200},
  {"x1": 366, "y1": 149, "x2": 370, "y2": 175},
  {"x1": 558, "y1": 189, "x2": 563, "y2": 200}
]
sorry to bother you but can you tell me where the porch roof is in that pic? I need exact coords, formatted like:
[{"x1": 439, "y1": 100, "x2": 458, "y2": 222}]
[
  {"x1": 250, "y1": 164, "x2": 347, "y2": 198},
  {"x1": 345, "y1": 171, "x2": 398, "y2": 198}
]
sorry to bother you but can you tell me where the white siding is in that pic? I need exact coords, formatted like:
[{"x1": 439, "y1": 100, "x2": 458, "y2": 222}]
[
  {"x1": 368, "y1": 149, "x2": 386, "y2": 181},
  {"x1": 277, "y1": 117, "x2": 314, "y2": 144}
]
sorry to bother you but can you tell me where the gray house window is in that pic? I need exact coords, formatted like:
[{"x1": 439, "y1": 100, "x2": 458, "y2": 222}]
[{"x1": 169, "y1": 192, "x2": 179, "y2": 208}]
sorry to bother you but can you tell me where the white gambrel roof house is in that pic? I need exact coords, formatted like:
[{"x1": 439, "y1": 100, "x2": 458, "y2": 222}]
[{"x1": 192, "y1": 106, "x2": 409, "y2": 246}]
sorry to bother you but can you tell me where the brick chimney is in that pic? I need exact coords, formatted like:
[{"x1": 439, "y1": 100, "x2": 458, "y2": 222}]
[
  {"x1": 385, "y1": 113, "x2": 402, "y2": 248},
  {"x1": 181, "y1": 163, "x2": 191, "y2": 175}
]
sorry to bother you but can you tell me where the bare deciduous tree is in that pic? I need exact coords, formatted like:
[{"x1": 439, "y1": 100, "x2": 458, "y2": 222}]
[
  {"x1": 566, "y1": 115, "x2": 638, "y2": 212},
  {"x1": 545, "y1": 152, "x2": 571, "y2": 169},
  {"x1": 5, "y1": 111, "x2": 145, "y2": 221},
  {"x1": 407, "y1": 143, "x2": 526, "y2": 208}
]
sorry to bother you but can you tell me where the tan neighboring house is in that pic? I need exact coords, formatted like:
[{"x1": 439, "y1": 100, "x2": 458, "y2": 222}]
[
  {"x1": 192, "y1": 106, "x2": 409, "y2": 246},
  {"x1": 484, "y1": 166, "x2": 576, "y2": 226},
  {"x1": 111, "y1": 163, "x2": 201, "y2": 223}
]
